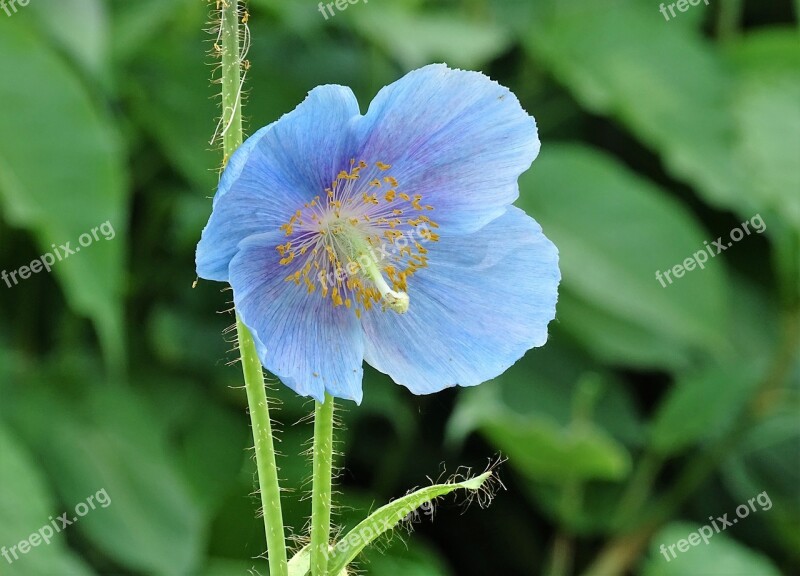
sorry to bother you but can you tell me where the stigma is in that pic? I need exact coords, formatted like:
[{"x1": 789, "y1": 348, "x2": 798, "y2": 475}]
[{"x1": 275, "y1": 160, "x2": 439, "y2": 317}]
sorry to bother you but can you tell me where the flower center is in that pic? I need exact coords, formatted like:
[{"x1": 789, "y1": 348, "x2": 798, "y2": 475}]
[{"x1": 275, "y1": 160, "x2": 439, "y2": 317}]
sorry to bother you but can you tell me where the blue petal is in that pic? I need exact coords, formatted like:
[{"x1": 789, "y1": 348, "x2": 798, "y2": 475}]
[
  {"x1": 214, "y1": 124, "x2": 272, "y2": 206},
  {"x1": 196, "y1": 85, "x2": 361, "y2": 281},
  {"x1": 361, "y1": 206, "x2": 559, "y2": 395},
  {"x1": 229, "y1": 231, "x2": 365, "y2": 403},
  {"x1": 354, "y1": 64, "x2": 540, "y2": 235}
]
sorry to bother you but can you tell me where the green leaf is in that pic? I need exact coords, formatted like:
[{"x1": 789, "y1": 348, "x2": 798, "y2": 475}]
[
  {"x1": 650, "y1": 364, "x2": 762, "y2": 456},
  {"x1": 287, "y1": 521, "x2": 452, "y2": 575},
  {"x1": 175, "y1": 389, "x2": 248, "y2": 516},
  {"x1": 30, "y1": 0, "x2": 110, "y2": 81},
  {"x1": 486, "y1": 0, "x2": 537, "y2": 36},
  {"x1": 9, "y1": 385, "x2": 204, "y2": 576},
  {"x1": 522, "y1": 0, "x2": 751, "y2": 216},
  {"x1": 556, "y1": 290, "x2": 691, "y2": 371},
  {"x1": 726, "y1": 29, "x2": 800, "y2": 231},
  {"x1": 324, "y1": 472, "x2": 493, "y2": 575},
  {"x1": 724, "y1": 408, "x2": 800, "y2": 509},
  {"x1": 724, "y1": 30, "x2": 800, "y2": 297},
  {"x1": 641, "y1": 521, "x2": 783, "y2": 576},
  {"x1": 109, "y1": 0, "x2": 192, "y2": 63},
  {"x1": 0, "y1": 18, "x2": 127, "y2": 368},
  {"x1": 723, "y1": 405, "x2": 800, "y2": 552},
  {"x1": 248, "y1": 0, "x2": 327, "y2": 36},
  {"x1": 287, "y1": 545, "x2": 348, "y2": 576},
  {"x1": 725, "y1": 275, "x2": 783, "y2": 365},
  {"x1": 288, "y1": 546, "x2": 312, "y2": 576},
  {"x1": 518, "y1": 144, "x2": 729, "y2": 357},
  {"x1": 495, "y1": 419, "x2": 631, "y2": 482},
  {"x1": 0, "y1": 421, "x2": 94, "y2": 576},
  {"x1": 351, "y1": 5, "x2": 510, "y2": 69},
  {"x1": 725, "y1": 28, "x2": 800, "y2": 76},
  {"x1": 525, "y1": 481, "x2": 627, "y2": 537},
  {"x1": 448, "y1": 340, "x2": 641, "y2": 483}
]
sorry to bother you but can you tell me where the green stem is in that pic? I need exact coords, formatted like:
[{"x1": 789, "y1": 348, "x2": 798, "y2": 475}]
[
  {"x1": 218, "y1": 3, "x2": 288, "y2": 575},
  {"x1": 220, "y1": 0, "x2": 243, "y2": 163},
  {"x1": 240, "y1": 319, "x2": 289, "y2": 575},
  {"x1": 311, "y1": 393, "x2": 335, "y2": 576}
]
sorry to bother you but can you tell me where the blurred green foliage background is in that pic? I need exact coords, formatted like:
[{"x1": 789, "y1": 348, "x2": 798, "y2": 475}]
[{"x1": 0, "y1": 0, "x2": 798, "y2": 575}]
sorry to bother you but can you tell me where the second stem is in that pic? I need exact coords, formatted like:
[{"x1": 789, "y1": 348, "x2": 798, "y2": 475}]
[{"x1": 311, "y1": 393, "x2": 335, "y2": 576}]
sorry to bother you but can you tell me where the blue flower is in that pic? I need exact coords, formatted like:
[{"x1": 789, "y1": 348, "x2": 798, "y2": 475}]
[{"x1": 197, "y1": 64, "x2": 560, "y2": 404}]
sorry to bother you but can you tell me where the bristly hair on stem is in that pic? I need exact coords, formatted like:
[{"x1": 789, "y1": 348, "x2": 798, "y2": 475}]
[
  {"x1": 207, "y1": 0, "x2": 252, "y2": 168},
  {"x1": 206, "y1": 3, "x2": 289, "y2": 576},
  {"x1": 310, "y1": 394, "x2": 336, "y2": 575}
]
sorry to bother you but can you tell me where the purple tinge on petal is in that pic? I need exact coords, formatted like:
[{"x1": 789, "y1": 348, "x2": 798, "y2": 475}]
[
  {"x1": 196, "y1": 65, "x2": 555, "y2": 403},
  {"x1": 229, "y1": 231, "x2": 365, "y2": 404},
  {"x1": 354, "y1": 64, "x2": 540, "y2": 236},
  {"x1": 196, "y1": 85, "x2": 362, "y2": 282},
  {"x1": 361, "y1": 206, "x2": 560, "y2": 395}
]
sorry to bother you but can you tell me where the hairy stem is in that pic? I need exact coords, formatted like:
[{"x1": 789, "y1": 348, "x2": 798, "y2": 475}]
[
  {"x1": 311, "y1": 393, "x2": 336, "y2": 576},
  {"x1": 218, "y1": 2, "x2": 288, "y2": 574},
  {"x1": 240, "y1": 319, "x2": 289, "y2": 576},
  {"x1": 220, "y1": 0, "x2": 243, "y2": 163}
]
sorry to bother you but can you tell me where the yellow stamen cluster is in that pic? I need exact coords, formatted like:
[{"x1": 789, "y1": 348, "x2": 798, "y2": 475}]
[{"x1": 275, "y1": 160, "x2": 439, "y2": 316}]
